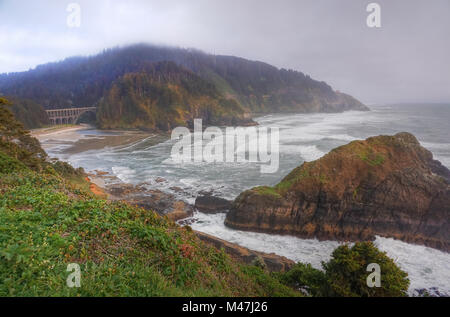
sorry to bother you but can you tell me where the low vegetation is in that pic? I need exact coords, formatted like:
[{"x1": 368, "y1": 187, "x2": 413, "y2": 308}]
[{"x1": 0, "y1": 167, "x2": 301, "y2": 296}]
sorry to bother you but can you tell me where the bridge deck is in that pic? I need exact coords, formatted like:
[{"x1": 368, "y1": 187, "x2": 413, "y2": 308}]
[{"x1": 46, "y1": 107, "x2": 96, "y2": 114}]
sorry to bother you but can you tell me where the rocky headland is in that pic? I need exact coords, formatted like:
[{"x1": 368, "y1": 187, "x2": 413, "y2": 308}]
[{"x1": 225, "y1": 132, "x2": 450, "y2": 252}]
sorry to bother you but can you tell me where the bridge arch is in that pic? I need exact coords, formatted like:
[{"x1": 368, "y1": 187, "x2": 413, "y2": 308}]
[
  {"x1": 46, "y1": 107, "x2": 97, "y2": 125},
  {"x1": 73, "y1": 108, "x2": 97, "y2": 124}
]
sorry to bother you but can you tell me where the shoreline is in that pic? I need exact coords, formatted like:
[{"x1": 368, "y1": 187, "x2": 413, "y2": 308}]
[{"x1": 30, "y1": 124, "x2": 89, "y2": 138}]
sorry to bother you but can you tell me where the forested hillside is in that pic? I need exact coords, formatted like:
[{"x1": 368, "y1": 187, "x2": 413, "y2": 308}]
[
  {"x1": 96, "y1": 61, "x2": 252, "y2": 130},
  {"x1": 0, "y1": 44, "x2": 368, "y2": 114}
]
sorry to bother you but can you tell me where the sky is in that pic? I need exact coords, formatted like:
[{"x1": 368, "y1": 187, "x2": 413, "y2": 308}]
[{"x1": 0, "y1": 0, "x2": 449, "y2": 104}]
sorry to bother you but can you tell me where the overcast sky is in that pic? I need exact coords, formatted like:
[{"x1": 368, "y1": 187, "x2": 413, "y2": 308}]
[{"x1": 0, "y1": 0, "x2": 449, "y2": 104}]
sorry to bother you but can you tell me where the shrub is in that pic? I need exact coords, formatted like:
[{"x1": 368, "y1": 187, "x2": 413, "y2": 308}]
[
  {"x1": 0, "y1": 98, "x2": 47, "y2": 171},
  {"x1": 251, "y1": 256, "x2": 267, "y2": 270},
  {"x1": 323, "y1": 242, "x2": 409, "y2": 297},
  {"x1": 0, "y1": 151, "x2": 28, "y2": 174},
  {"x1": 280, "y1": 242, "x2": 410, "y2": 297},
  {"x1": 279, "y1": 263, "x2": 328, "y2": 297}
]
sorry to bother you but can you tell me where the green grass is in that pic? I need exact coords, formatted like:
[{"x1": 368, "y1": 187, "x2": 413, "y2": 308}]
[
  {"x1": 253, "y1": 186, "x2": 282, "y2": 199},
  {"x1": 0, "y1": 153, "x2": 300, "y2": 297},
  {"x1": 358, "y1": 152, "x2": 385, "y2": 167},
  {"x1": 343, "y1": 141, "x2": 386, "y2": 167},
  {"x1": 251, "y1": 163, "x2": 326, "y2": 199},
  {"x1": 273, "y1": 164, "x2": 315, "y2": 195}
]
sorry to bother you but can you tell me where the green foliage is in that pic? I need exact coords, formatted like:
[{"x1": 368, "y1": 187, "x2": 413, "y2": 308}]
[
  {"x1": 0, "y1": 98, "x2": 87, "y2": 177},
  {"x1": 5, "y1": 96, "x2": 49, "y2": 129},
  {"x1": 240, "y1": 266, "x2": 302, "y2": 297},
  {"x1": 251, "y1": 163, "x2": 315, "y2": 198},
  {"x1": 251, "y1": 256, "x2": 267, "y2": 270},
  {"x1": 51, "y1": 160, "x2": 84, "y2": 178},
  {"x1": 278, "y1": 263, "x2": 329, "y2": 297},
  {"x1": 0, "y1": 166, "x2": 301, "y2": 296},
  {"x1": 323, "y1": 242, "x2": 409, "y2": 297},
  {"x1": 253, "y1": 186, "x2": 282, "y2": 199},
  {"x1": 0, "y1": 98, "x2": 47, "y2": 171},
  {"x1": 0, "y1": 151, "x2": 28, "y2": 174},
  {"x1": 358, "y1": 151, "x2": 385, "y2": 167},
  {"x1": 96, "y1": 61, "x2": 249, "y2": 131},
  {"x1": 280, "y1": 242, "x2": 410, "y2": 297},
  {"x1": 0, "y1": 44, "x2": 366, "y2": 122}
]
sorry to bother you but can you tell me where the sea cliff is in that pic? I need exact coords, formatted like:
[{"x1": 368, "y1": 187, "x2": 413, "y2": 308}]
[{"x1": 225, "y1": 133, "x2": 450, "y2": 252}]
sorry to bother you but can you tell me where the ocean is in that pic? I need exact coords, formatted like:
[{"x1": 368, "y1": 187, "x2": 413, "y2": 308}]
[{"x1": 41, "y1": 103, "x2": 450, "y2": 296}]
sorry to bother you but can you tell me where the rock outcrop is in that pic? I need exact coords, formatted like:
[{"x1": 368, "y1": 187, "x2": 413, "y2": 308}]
[
  {"x1": 194, "y1": 195, "x2": 232, "y2": 213},
  {"x1": 195, "y1": 231, "x2": 294, "y2": 272},
  {"x1": 128, "y1": 190, "x2": 194, "y2": 221},
  {"x1": 104, "y1": 181, "x2": 194, "y2": 221},
  {"x1": 225, "y1": 133, "x2": 450, "y2": 252}
]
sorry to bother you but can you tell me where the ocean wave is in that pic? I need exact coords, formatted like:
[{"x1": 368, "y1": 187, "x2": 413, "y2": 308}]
[
  {"x1": 297, "y1": 145, "x2": 325, "y2": 161},
  {"x1": 111, "y1": 166, "x2": 136, "y2": 183},
  {"x1": 188, "y1": 212, "x2": 450, "y2": 296},
  {"x1": 375, "y1": 237, "x2": 450, "y2": 296}
]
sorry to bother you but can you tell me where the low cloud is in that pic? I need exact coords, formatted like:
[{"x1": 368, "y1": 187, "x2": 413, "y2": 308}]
[{"x1": 0, "y1": 0, "x2": 449, "y2": 104}]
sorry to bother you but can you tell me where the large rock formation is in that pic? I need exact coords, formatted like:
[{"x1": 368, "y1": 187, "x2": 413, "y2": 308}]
[{"x1": 225, "y1": 133, "x2": 450, "y2": 252}]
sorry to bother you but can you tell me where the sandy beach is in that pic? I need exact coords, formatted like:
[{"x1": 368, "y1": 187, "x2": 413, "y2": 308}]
[
  {"x1": 30, "y1": 124, "x2": 88, "y2": 138},
  {"x1": 32, "y1": 124, "x2": 168, "y2": 156}
]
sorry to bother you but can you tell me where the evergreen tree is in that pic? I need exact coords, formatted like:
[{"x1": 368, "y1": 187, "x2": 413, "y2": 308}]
[{"x1": 0, "y1": 97, "x2": 47, "y2": 171}]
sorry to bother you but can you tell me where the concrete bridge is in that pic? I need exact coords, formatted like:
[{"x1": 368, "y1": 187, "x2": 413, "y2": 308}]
[{"x1": 46, "y1": 107, "x2": 97, "y2": 125}]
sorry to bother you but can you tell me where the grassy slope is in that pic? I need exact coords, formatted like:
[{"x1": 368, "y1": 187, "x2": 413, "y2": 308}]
[{"x1": 0, "y1": 152, "x2": 299, "y2": 297}]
